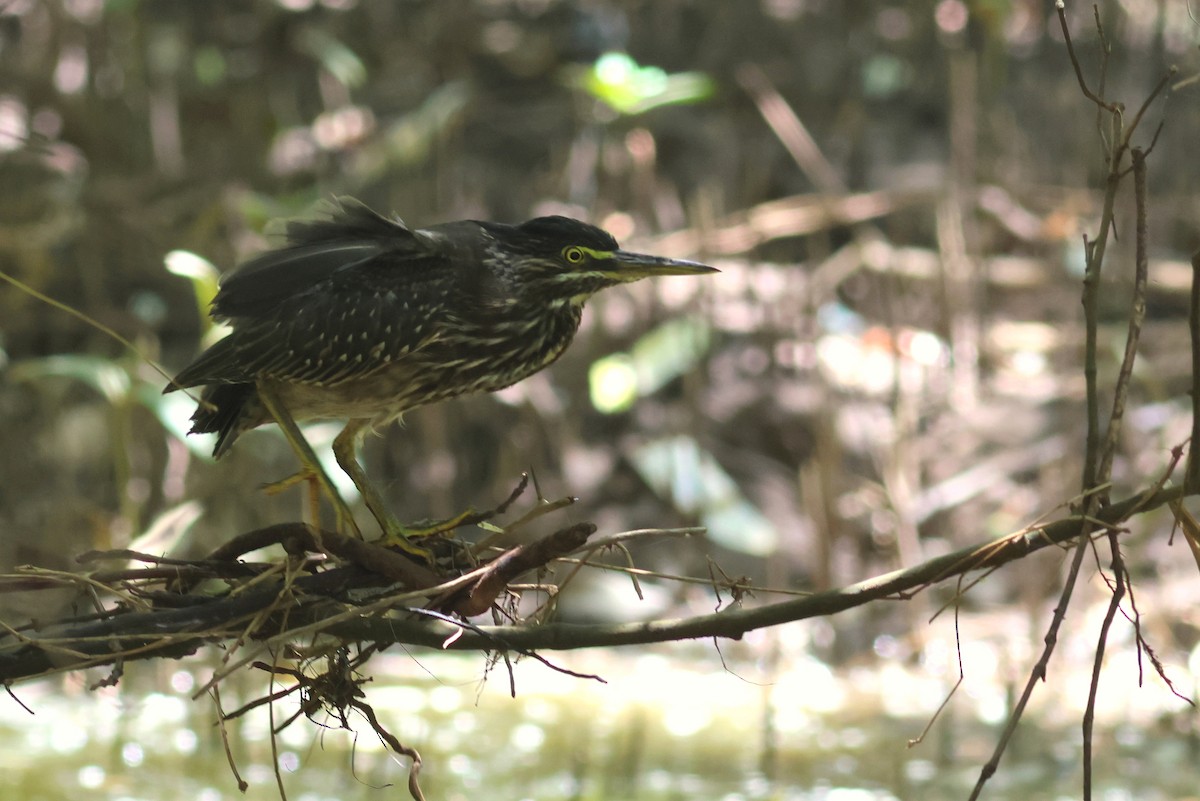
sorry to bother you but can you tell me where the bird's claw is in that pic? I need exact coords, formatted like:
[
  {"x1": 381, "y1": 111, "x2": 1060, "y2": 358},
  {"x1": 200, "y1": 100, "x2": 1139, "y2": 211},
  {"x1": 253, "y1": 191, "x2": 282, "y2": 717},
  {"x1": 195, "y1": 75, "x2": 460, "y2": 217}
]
[
  {"x1": 260, "y1": 471, "x2": 310, "y2": 496},
  {"x1": 372, "y1": 508, "x2": 478, "y2": 561},
  {"x1": 262, "y1": 468, "x2": 361, "y2": 539}
]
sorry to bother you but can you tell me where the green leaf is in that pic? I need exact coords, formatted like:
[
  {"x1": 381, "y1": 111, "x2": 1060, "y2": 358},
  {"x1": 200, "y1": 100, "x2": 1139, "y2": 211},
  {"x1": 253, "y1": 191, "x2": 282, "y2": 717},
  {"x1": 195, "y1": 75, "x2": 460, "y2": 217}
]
[
  {"x1": 9, "y1": 354, "x2": 130, "y2": 402},
  {"x1": 164, "y1": 249, "x2": 221, "y2": 329},
  {"x1": 632, "y1": 436, "x2": 776, "y2": 556},
  {"x1": 589, "y1": 353, "x2": 638, "y2": 414},
  {"x1": 294, "y1": 27, "x2": 367, "y2": 89},
  {"x1": 193, "y1": 46, "x2": 227, "y2": 87},
  {"x1": 589, "y1": 317, "x2": 712, "y2": 414},
  {"x1": 572, "y1": 52, "x2": 715, "y2": 116}
]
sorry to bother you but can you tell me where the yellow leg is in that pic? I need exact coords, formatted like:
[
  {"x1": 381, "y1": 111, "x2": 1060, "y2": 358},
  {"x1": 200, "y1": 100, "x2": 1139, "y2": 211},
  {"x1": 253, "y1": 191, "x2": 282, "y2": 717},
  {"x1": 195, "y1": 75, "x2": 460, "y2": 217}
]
[
  {"x1": 332, "y1": 420, "x2": 391, "y2": 536},
  {"x1": 332, "y1": 419, "x2": 441, "y2": 558},
  {"x1": 256, "y1": 380, "x2": 361, "y2": 539},
  {"x1": 261, "y1": 469, "x2": 323, "y2": 527},
  {"x1": 330, "y1": 421, "x2": 479, "y2": 554}
]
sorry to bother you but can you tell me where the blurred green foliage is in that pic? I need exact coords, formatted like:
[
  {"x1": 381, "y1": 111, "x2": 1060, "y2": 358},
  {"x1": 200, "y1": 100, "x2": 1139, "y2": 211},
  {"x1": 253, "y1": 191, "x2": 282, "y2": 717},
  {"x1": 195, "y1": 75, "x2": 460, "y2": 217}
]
[{"x1": 571, "y1": 52, "x2": 715, "y2": 115}]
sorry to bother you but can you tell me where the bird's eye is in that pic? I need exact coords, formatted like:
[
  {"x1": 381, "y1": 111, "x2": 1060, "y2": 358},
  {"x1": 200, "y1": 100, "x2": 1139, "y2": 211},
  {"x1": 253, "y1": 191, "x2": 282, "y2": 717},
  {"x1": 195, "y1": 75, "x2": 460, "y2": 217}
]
[{"x1": 563, "y1": 246, "x2": 586, "y2": 264}]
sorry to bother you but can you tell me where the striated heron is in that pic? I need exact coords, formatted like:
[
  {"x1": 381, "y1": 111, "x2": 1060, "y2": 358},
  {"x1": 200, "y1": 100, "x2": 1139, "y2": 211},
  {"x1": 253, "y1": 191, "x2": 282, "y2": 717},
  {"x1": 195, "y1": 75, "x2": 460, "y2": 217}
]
[{"x1": 166, "y1": 198, "x2": 716, "y2": 547}]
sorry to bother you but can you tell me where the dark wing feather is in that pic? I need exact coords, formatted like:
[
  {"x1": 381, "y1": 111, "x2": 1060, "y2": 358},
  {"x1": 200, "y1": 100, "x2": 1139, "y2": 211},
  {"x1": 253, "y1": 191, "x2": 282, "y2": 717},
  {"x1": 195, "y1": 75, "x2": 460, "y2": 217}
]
[
  {"x1": 169, "y1": 199, "x2": 455, "y2": 391},
  {"x1": 188, "y1": 382, "x2": 255, "y2": 457},
  {"x1": 217, "y1": 270, "x2": 446, "y2": 387},
  {"x1": 211, "y1": 197, "x2": 425, "y2": 320}
]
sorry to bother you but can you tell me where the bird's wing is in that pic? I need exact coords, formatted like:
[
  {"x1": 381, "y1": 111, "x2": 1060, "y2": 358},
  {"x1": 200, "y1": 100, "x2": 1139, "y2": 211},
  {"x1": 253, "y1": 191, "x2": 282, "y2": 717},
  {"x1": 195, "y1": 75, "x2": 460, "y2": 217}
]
[
  {"x1": 171, "y1": 281, "x2": 446, "y2": 388},
  {"x1": 169, "y1": 200, "x2": 453, "y2": 390},
  {"x1": 211, "y1": 197, "x2": 426, "y2": 320}
]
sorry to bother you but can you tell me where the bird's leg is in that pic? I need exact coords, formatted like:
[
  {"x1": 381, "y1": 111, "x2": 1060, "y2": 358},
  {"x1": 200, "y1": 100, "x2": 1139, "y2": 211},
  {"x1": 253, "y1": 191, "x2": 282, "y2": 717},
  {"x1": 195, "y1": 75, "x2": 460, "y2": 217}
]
[
  {"x1": 256, "y1": 380, "x2": 361, "y2": 540},
  {"x1": 331, "y1": 421, "x2": 479, "y2": 555},
  {"x1": 260, "y1": 470, "x2": 323, "y2": 526},
  {"x1": 331, "y1": 418, "x2": 384, "y2": 524},
  {"x1": 332, "y1": 419, "x2": 444, "y2": 558}
]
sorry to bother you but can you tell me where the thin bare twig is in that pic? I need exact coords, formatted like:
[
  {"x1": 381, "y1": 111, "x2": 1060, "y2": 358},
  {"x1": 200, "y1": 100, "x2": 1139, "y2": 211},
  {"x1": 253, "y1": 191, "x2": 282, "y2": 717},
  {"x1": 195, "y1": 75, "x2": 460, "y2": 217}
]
[
  {"x1": 972, "y1": 11, "x2": 1161, "y2": 800},
  {"x1": 908, "y1": 584, "x2": 965, "y2": 748},
  {"x1": 968, "y1": 522, "x2": 1094, "y2": 801},
  {"x1": 1055, "y1": 1, "x2": 1119, "y2": 113},
  {"x1": 1097, "y1": 147, "x2": 1149, "y2": 485},
  {"x1": 212, "y1": 685, "x2": 249, "y2": 792},
  {"x1": 1186, "y1": 250, "x2": 1200, "y2": 491},
  {"x1": 1123, "y1": 70, "x2": 1175, "y2": 151},
  {"x1": 1082, "y1": 530, "x2": 1126, "y2": 801}
]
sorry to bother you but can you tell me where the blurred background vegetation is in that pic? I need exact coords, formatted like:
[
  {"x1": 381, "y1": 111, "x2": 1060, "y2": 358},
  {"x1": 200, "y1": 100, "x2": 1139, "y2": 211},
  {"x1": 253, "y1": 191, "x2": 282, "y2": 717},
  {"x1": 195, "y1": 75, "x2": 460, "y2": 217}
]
[{"x1": 2, "y1": 1, "x2": 1200, "y2": 799}]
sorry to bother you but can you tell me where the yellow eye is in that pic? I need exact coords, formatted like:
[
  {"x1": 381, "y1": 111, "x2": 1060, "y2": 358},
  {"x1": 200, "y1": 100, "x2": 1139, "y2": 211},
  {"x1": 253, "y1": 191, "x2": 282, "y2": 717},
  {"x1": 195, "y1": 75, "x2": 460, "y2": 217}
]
[{"x1": 563, "y1": 246, "x2": 586, "y2": 264}]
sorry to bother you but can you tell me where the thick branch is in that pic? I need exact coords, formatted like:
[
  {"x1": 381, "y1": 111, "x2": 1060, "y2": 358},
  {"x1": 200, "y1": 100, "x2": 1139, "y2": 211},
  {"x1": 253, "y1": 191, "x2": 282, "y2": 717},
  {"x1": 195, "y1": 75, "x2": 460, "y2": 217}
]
[
  {"x1": 335, "y1": 483, "x2": 1180, "y2": 651},
  {"x1": 0, "y1": 483, "x2": 1181, "y2": 684}
]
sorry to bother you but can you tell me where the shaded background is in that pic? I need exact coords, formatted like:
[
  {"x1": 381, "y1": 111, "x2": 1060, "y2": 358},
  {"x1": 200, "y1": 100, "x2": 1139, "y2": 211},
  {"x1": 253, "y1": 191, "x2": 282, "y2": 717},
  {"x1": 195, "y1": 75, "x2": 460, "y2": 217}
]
[{"x1": 2, "y1": 1, "x2": 1200, "y2": 799}]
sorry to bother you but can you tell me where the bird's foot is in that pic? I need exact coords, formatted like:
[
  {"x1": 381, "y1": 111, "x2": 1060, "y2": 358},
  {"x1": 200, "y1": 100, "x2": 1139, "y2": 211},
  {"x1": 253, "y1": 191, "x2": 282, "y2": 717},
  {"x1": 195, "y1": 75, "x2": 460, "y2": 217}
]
[
  {"x1": 400, "y1": 508, "x2": 480, "y2": 538},
  {"x1": 373, "y1": 519, "x2": 435, "y2": 561},
  {"x1": 260, "y1": 471, "x2": 308, "y2": 495},
  {"x1": 372, "y1": 508, "x2": 479, "y2": 561},
  {"x1": 262, "y1": 469, "x2": 361, "y2": 539}
]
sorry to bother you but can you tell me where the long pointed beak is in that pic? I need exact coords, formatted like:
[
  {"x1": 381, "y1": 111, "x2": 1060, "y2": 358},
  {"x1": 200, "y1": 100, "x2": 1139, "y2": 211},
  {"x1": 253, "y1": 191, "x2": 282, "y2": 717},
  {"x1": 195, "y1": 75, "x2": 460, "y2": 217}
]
[{"x1": 608, "y1": 250, "x2": 718, "y2": 280}]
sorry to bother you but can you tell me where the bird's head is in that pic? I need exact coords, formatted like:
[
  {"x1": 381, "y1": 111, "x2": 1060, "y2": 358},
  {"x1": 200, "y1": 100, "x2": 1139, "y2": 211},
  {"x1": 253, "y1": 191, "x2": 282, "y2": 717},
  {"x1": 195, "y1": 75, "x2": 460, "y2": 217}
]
[{"x1": 481, "y1": 216, "x2": 716, "y2": 304}]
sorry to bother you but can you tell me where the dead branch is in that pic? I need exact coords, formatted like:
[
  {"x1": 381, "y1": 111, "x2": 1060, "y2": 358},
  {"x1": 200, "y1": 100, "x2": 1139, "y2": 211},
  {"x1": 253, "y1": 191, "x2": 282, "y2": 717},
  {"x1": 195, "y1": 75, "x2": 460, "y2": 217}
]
[{"x1": 1, "y1": 481, "x2": 1178, "y2": 685}]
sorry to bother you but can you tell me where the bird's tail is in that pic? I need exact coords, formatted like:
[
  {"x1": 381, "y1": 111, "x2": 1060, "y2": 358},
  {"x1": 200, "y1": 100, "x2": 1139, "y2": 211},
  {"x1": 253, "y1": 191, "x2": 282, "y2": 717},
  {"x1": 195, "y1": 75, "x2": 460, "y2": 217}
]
[{"x1": 189, "y1": 383, "x2": 256, "y2": 458}]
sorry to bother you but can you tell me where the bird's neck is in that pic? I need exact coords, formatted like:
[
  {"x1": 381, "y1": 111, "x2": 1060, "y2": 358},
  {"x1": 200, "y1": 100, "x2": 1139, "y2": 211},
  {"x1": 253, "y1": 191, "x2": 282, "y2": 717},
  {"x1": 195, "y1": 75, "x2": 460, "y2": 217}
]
[
  {"x1": 543, "y1": 296, "x2": 586, "y2": 340},
  {"x1": 526, "y1": 297, "x2": 585, "y2": 368}
]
